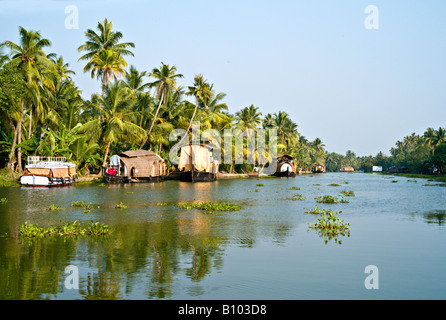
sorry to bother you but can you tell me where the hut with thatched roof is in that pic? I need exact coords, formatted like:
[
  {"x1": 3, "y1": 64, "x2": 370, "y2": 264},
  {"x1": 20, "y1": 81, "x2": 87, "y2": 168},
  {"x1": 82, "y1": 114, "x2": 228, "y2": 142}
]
[
  {"x1": 340, "y1": 166, "x2": 354, "y2": 172},
  {"x1": 103, "y1": 149, "x2": 166, "y2": 183}
]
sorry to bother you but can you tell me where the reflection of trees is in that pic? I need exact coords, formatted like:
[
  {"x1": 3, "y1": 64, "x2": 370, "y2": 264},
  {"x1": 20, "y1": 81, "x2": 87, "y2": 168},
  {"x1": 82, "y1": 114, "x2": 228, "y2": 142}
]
[
  {"x1": 0, "y1": 187, "x2": 296, "y2": 299},
  {"x1": 0, "y1": 237, "x2": 78, "y2": 299}
]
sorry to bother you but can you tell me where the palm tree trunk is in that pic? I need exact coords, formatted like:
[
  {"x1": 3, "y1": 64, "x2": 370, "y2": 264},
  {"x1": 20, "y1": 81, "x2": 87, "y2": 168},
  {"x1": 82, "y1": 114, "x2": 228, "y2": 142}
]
[
  {"x1": 140, "y1": 89, "x2": 165, "y2": 149},
  {"x1": 7, "y1": 112, "x2": 20, "y2": 172},
  {"x1": 163, "y1": 101, "x2": 198, "y2": 161},
  {"x1": 28, "y1": 109, "x2": 32, "y2": 139},
  {"x1": 17, "y1": 101, "x2": 24, "y2": 173},
  {"x1": 102, "y1": 141, "x2": 111, "y2": 168}
]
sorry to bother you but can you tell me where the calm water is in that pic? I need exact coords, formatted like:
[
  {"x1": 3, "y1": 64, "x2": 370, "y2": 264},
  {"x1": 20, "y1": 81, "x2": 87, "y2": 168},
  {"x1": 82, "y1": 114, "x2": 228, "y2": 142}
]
[{"x1": 0, "y1": 173, "x2": 445, "y2": 300}]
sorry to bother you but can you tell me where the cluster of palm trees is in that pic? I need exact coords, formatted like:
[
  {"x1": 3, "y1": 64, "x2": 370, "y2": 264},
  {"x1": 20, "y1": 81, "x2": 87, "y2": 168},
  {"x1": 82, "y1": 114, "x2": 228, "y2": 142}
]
[{"x1": 0, "y1": 19, "x2": 330, "y2": 175}]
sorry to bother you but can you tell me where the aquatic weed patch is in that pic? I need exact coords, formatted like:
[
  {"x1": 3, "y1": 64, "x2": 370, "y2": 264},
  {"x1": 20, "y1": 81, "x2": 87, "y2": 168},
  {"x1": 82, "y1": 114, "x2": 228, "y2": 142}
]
[
  {"x1": 177, "y1": 201, "x2": 241, "y2": 213},
  {"x1": 315, "y1": 195, "x2": 339, "y2": 203},
  {"x1": 305, "y1": 205, "x2": 342, "y2": 215},
  {"x1": 308, "y1": 212, "x2": 350, "y2": 244},
  {"x1": 340, "y1": 190, "x2": 355, "y2": 197},
  {"x1": 18, "y1": 221, "x2": 111, "y2": 239}
]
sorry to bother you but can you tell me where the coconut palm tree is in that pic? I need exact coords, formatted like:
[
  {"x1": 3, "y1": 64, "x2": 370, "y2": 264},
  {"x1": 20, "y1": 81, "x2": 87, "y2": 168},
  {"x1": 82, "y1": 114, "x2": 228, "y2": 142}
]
[
  {"x1": 140, "y1": 63, "x2": 183, "y2": 149},
  {"x1": 234, "y1": 104, "x2": 263, "y2": 132},
  {"x1": 85, "y1": 48, "x2": 127, "y2": 89},
  {"x1": 80, "y1": 80, "x2": 146, "y2": 167},
  {"x1": 1, "y1": 26, "x2": 55, "y2": 172},
  {"x1": 78, "y1": 18, "x2": 134, "y2": 100},
  {"x1": 174, "y1": 74, "x2": 212, "y2": 147},
  {"x1": 124, "y1": 65, "x2": 150, "y2": 93}
]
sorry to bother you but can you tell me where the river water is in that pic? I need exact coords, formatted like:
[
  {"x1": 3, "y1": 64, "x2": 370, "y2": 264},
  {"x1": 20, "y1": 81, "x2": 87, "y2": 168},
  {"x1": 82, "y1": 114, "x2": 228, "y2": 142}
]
[{"x1": 0, "y1": 173, "x2": 445, "y2": 300}]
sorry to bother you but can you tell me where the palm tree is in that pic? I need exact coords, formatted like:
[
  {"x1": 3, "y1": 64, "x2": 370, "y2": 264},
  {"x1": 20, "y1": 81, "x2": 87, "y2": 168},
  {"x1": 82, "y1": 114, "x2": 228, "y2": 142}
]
[
  {"x1": 124, "y1": 65, "x2": 150, "y2": 93},
  {"x1": 85, "y1": 48, "x2": 127, "y2": 89},
  {"x1": 172, "y1": 74, "x2": 212, "y2": 151},
  {"x1": 78, "y1": 18, "x2": 134, "y2": 91},
  {"x1": 234, "y1": 104, "x2": 263, "y2": 132},
  {"x1": 80, "y1": 81, "x2": 146, "y2": 167},
  {"x1": 140, "y1": 63, "x2": 183, "y2": 149},
  {"x1": 1, "y1": 26, "x2": 55, "y2": 172}
]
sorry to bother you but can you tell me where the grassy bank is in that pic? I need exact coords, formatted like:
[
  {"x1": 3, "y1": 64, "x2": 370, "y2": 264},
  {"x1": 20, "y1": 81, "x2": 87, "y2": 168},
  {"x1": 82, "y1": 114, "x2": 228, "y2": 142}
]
[{"x1": 0, "y1": 168, "x2": 20, "y2": 187}]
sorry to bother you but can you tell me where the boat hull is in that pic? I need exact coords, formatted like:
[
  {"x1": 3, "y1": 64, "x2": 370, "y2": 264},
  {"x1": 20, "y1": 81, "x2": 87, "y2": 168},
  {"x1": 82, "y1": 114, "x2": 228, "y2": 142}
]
[
  {"x1": 20, "y1": 175, "x2": 74, "y2": 187},
  {"x1": 103, "y1": 173, "x2": 164, "y2": 183},
  {"x1": 273, "y1": 171, "x2": 296, "y2": 178},
  {"x1": 180, "y1": 170, "x2": 217, "y2": 182}
]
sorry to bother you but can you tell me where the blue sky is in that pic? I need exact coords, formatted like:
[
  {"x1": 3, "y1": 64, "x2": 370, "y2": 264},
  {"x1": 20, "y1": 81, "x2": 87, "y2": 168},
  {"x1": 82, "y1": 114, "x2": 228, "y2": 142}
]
[{"x1": 1, "y1": 0, "x2": 445, "y2": 156}]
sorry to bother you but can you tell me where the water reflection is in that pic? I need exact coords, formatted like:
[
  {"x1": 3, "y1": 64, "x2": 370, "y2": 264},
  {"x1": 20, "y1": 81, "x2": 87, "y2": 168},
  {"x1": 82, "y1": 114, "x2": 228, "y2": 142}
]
[
  {"x1": 1, "y1": 173, "x2": 445, "y2": 300},
  {"x1": 422, "y1": 210, "x2": 446, "y2": 226}
]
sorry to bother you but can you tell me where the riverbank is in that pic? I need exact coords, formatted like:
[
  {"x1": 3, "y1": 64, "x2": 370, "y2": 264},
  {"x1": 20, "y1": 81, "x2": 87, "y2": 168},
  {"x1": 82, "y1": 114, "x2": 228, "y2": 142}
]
[{"x1": 383, "y1": 172, "x2": 446, "y2": 182}]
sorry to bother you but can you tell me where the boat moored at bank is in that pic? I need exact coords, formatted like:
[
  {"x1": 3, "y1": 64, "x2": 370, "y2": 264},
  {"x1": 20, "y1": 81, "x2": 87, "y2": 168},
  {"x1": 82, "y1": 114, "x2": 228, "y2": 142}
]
[{"x1": 19, "y1": 156, "x2": 78, "y2": 187}]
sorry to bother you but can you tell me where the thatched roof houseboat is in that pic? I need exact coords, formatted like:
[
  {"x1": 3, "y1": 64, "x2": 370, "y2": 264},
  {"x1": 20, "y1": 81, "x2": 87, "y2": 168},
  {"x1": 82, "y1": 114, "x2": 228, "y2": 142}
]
[
  {"x1": 271, "y1": 154, "x2": 297, "y2": 177},
  {"x1": 178, "y1": 144, "x2": 219, "y2": 182},
  {"x1": 103, "y1": 150, "x2": 166, "y2": 183},
  {"x1": 340, "y1": 166, "x2": 354, "y2": 172},
  {"x1": 312, "y1": 163, "x2": 326, "y2": 173},
  {"x1": 20, "y1": 156, "x2": 78, "y2": 187}
]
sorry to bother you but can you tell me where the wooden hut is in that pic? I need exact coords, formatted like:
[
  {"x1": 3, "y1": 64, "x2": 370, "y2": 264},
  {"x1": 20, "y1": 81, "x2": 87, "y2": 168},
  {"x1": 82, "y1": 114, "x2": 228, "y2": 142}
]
[
  {"x1": 312, "y1": 163, "x2": 326, "y2": 173},
  {"x1": 178, "y1": 144, "x2": 219, "y2": 182},
  {"x1": 103, "y1": 150, "x2": 166, "y2": 183},
  {"x1": 271, "y1": 154, "x2": 297, "y2": 177},
  {"x1": 340, "y1": 166, "x2": 354, "y2": 172}
]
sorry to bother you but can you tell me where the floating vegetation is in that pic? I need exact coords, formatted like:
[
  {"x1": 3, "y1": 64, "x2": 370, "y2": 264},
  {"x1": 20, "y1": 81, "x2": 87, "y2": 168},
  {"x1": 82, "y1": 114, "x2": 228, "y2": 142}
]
[
  {"x1": 391, "y1": 180, "x2": 399, "y2": 183},
  {"x1": 115, "y1": 201, "x2": 127, "y2": 209},
  {"x1": 340, "y1": 198, "x2": 350, "y2": 203},
  {"x1": 256, "y1": 183, "x2": 265, "y2": 187},
  {"x1": 48, "y1": 204, "x2": 60, "y2": 211},
  {"x1": 288, "y1": 194, "x2": 305, "y2": 201},
  {"x1": 305, "y1": 205, "x2": 342, "y2": 215},
  {"x1": 308, "y1": 211, "x2": 350, "y2": 244},
  {"x1": 0, "y1": 198, "x2": 8, "y2": 204},
  {"x1": 341, "y1": 181, "x2": 349, "y2": 184},
  {"x1": 340, "y1": 190, "x2": 355, "y2": 197},
  {"x1": 18, "y1": 221, "x2": 111, "y2": 239},
  {"x1": 177, "y1": 201, "x2": 241, "y2": 213},
  {"x1": 328, "y1": 183, "x2": 340, "y2": 187},
  {"x1": 315, "y1": 195, "x2": 339, "y2": 204},
  {"x1": 289, "y1": 187, "x2": 301, "y2": 190},
  {"x1": 156, "y1": 202, "x2": 168, "y2": 206},
  {"x1": 71, "y1": 200, "x2": 98, "y2": 213}
]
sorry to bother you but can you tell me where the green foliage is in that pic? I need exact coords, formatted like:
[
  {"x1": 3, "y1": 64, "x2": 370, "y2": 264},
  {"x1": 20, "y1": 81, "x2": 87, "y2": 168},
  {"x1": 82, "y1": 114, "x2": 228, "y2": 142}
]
[
  {"x1": 115, "y1": 201, "x2": 127, "y2": 208},
  {"x1": 177, "y1": 201, "x2": 241, "y2": 213},
  {"x1": 256, "y1": 183, "x2": 264, "y2": 187},
  {"x1": 0, "y1": 197, "x2": 7, "y2": 204},
  {"x1": 308, "y1": 211, "x2": 350, "y2": 244},
  {"x1": 305, "y1": 205, "x2": 342, "y2": 215},
  {"x1": 288, "y1": 194, "x2": 305, "y2": 201},
  {"x1": 18, "y1": 220, "x2": 111, "y2": 238},
  {"x1": 340, "y1": 190, "x2": 355, "y2": 197},
  {"x1": 315, "y1": 195, "x2": 339, "y2": 204},
  {"x1": 48, "y1": 204, "x2": 60, "y2": 211}
]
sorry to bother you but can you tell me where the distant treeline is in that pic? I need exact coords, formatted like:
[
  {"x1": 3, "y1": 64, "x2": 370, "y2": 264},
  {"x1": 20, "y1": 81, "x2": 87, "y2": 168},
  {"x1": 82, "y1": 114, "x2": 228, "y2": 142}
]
[{"x1": 325, "y1": 127, "x2": 446, "y2": 174}]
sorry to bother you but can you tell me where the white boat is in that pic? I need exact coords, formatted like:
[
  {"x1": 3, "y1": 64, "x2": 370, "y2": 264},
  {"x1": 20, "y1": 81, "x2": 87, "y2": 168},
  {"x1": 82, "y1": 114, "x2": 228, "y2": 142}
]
[{"x1": 19, "y1": 156, "x2": 78, "y2": 187}]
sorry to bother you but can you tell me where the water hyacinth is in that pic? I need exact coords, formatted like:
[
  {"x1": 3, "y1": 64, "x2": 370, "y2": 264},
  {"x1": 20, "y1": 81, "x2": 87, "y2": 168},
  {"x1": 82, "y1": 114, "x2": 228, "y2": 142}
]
[
  {"x1": 305, "y1": 205, "x2": 342, "y2": 215},
  {"x1": 315, "y1": 195, "x2": 339, "y2": 203},
  {"x1": 177, "y1": 201, "x2": 241, "y2": 213},
  {"x1": 308, "y1": 212, "x2": 350, "y2": 244},
  {"x1": 18, "y1": 221, "x2": 112, "y2": 238}
]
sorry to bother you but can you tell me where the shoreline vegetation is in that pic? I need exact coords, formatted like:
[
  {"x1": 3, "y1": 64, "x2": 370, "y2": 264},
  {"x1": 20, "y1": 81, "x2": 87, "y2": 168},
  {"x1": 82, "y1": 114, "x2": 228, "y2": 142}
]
[{"x1": 0, "y1": 19, "x2": 445, "y2": 182}]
